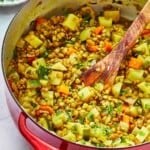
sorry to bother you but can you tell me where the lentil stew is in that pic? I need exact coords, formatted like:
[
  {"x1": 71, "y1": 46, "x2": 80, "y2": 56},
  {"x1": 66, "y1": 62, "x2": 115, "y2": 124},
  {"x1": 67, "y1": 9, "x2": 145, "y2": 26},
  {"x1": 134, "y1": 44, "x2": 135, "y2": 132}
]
[{"x1": 7, "y1": 6, "x2": 150, "y2": 148}]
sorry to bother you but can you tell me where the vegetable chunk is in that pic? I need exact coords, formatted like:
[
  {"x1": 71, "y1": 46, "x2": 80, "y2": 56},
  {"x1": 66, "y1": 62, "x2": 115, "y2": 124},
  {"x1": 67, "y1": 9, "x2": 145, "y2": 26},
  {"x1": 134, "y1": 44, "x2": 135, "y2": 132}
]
[
  {"x1": 62, "y1": 14, "x2": 80, "y2": 30},
  {"x1": 25, "y1": 33, "x2": 43, "y2": 48}
]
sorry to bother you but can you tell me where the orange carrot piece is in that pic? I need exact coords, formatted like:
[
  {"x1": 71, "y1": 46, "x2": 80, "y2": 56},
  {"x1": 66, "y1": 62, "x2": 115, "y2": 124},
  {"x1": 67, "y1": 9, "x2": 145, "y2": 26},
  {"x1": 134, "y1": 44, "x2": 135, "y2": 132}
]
[
  {"x1": 142, "y1": 29, "x2": 150, "y2": 36},
  {"x1": 8, "y1": 79, "x2": 13, "y2": 89},
  {"x1": 122, "y1": 104, "x2": 129, "y2": 113},
  {"x1": 36, "y1": 17, "x2": 47, "y2": 25},
  {"x1": 36, "y1": 17, "x2": 47, "y2": 30},
  {"x1": 66, "y1": 47, "x2": 77, "y2": 56},
  {"x1": 36, "y1": 105, "x2": 54, "y2": 117},
  {"x1": 93, "y1": 26, "x2": 104, "y2": 35},
  {"x1": 27, "y1": 56, "x2": 36, "y2": 63},
  {"x1": 128, "y1": 57, "x2": 143, "y2": 69},
  {"x1": 104, "y1": 41, "x2": 112, "y2": 52},
  {"x1": 122, "y1": 114, "x2": 130, "y2": 124},
  {"x1": 87, "y1": 44, "x2": 98, "y2": 52},
  {"x1": 57, "y1": 84, "x2": 70, "y2": 95}
]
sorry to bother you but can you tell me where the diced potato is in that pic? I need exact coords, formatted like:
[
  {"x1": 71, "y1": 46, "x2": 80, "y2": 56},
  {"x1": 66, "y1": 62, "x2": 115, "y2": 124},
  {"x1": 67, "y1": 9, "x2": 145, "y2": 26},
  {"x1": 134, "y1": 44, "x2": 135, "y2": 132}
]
[
  {"x1": 32, "y1": 58, "x2": 46, "y2": 69},
  {"x1": 137, "y1": 82, "x2": 150, "y2": 95},
  {"x1": 39, "y1": 79, "x2": 49, "y2": 86},
  {"x1": 144, "y1": 56, "x2": 150, "y2": 67},
  {"x1": 141, "y1": 98, "x2": 150, "y2": 112},
  {"x1": 112, "y1": 32, "x2": 122, "y2": 43},
  {"x1": 48, "y1": 71, "x2": 63, "y2": 85},
  {"x1": 115, "y1": 76, "x2": 124, "y2": 83},
  {"x1": 66, "y1": 122, "x2": 84, "y2": 135},
  {"x1": 112, "y1": 82, "x2": 123, "y2": 97},
  {"x1": 8, "y1": 72, "x2": 20, "y2": 82},
  {"x1": 22, "y1": 101, "x2": 33, "y2": 109},
  {"x1": 25, "y1": 33, "x2": 43, "y2": 48},
  {"x1": 94, "y1": 82, "x2": 104, "y2": 92},
  {"x1": 104, "y1": 10, "x2": 120, "y2": 22},
  {"x1": 69, "y1": 53, "x2": 78, "y2": 65},
  {"x1": 79, "y1": 27, "x2": 94, "y2": 41},
  {"x1": 51, "y1": 62, "x2": 67, "y2": 71},
  {"x1": 26, "y1": 89, "x2": 37, "y2": 97},
  {"x1": 38, "y1": 117, "x2": 49, "y2": 129},
  {"x1": 52, "y1": 115, "x2": 63, "y2": 128},
  {"x1": 27, "y1": 80, "x2": 40, "y2": 88},
  {"x1": 90, "y1": 127, "x2": 107, "y2": 142},
  {"x1": 128, "y1": 106, "x2": 142, "y2": 117},
  {"x1": 24, "y1": 66, "x2": 38, "y2": 79},
  {"x1": 122, "y1": 97, "x2": 136, "y2": 105},
  {"x1": 78, "y1": 86, "x2": 95, "y2": 101},
  {"x1": 145, "y1": 75, "x2": 150, "y2": 82},
  {"x1": 87, "y1": 108, "x2": 99, "y2": 120},
  {"x1": 83, "y1": 127, "x2": 90, "y2": 140},
  {"x1": 132, "y1": 126, "x2": 140, "y2": 135},
  {"x1": 126, "y1": 68, "x2": 144, "y2": 82},
  {"x1": 119, "y1": 121, "x2": 129, "y2": 132},
  {"x1": 104, "y1": 140, "x2": 113, "y2": 147},
  {"x1": 98, "y1": 16, "x2": 112, "y2": 27},
  {"x1": 136, "y1": 126, "x2": 149, "y2": 142},
  {"x1": 52, "y1": 112, "x2": 68, "y2": 128},
  {"x1": 41, "y1": 91, "x2": 54, "y2": 106},
  {"x1": 39, "y1": 43, "x2": 47, "y2": 54},
  {"x1": 62, "y1": 14, "x2": 80, "y2": 30},
  {"x1": 137, "y1": 55, "x2": 144, "y2": 62},
  {"x1": 16, "y1": 38, "x2": 25, "y2": 48},
  {"x1": 90, "y1": 108, "x2": 99, "y2": 117},
  {"x1": 138, "y1": 55, "x2": 150, "y2": 68},
  {"x1": 63, "y1": 131, "x2": 76, "y2": 142},
  {"x1": 133, "y1": 43, "x2": 149, "y2": 55},
  {"x1": 18, "y1": 63, "x2": 27, "y2": 73}
]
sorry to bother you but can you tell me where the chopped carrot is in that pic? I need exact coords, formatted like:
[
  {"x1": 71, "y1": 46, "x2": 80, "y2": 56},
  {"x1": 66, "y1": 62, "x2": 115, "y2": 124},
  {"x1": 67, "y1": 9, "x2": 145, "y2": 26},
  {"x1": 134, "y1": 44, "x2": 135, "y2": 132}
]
[
  {"x1": 122, "y1": 114, "x2": 130, "y2": 124},
  {"x1": 8, "y1": 79, "x2": 13, "y2": 89},
  {"x1": 110, "y1": 133, "x2": 120, "y2": 139},
  {"x1": 87, "y1": 44, "x2": 98, "y2": 52},
  {"x1": 9, "y1": 81, "x2": 18, "y2": 94},
  {"x1": 93, "y1": 26, "x2": 104, "y2": 35},
  {"x1": 36, "y1": 17, "x2": 47, "y2": 30},
  {"x1": 57, "y1": 84, "x2": 70, "y2": 95},
  {"x1": 104, "y1": 41, "x2": 112, "y2": 52},
  {"x1": 142, "y1": 29, "x2": 150, "y2": 37},
  {"x1": 128, "y1": 57, "x2": 143, "y2": 69},
  {"x1": 66, "y1": 47, "x2": 77, "y2": 56},
  {"x1": 27, "y1": 56, "x2": 36, "y2": 63},
  {"x1": 122, "y1": 104, "x2": 129, "y2": 113},
  {"x1": 36, "y1": 17, "x2": 47, "y2": 25},
  {"x1": 36, "y1": 105, "x2": 54, "y2": 117}
]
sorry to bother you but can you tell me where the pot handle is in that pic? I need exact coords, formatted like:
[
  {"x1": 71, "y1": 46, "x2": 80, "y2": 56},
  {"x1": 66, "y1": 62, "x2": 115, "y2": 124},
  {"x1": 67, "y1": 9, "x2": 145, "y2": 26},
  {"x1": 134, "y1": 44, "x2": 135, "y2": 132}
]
[{"x1": 18, "y1": 112, "x2": 58, "y2": 150}]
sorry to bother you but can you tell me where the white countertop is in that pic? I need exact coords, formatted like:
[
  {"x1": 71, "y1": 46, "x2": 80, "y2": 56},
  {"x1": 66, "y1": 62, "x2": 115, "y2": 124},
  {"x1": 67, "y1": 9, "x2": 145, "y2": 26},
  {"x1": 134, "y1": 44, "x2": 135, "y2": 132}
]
[{"x1": 0, "y1": 4, "x2": 31, "y2": 150}]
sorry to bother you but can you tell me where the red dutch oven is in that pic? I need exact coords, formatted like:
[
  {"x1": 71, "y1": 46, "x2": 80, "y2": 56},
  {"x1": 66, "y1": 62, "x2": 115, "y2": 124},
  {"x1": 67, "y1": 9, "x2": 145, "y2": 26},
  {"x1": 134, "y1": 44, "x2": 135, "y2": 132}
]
[{"x1": 1, "y1": 0, "x2": 150, "y2": 150}]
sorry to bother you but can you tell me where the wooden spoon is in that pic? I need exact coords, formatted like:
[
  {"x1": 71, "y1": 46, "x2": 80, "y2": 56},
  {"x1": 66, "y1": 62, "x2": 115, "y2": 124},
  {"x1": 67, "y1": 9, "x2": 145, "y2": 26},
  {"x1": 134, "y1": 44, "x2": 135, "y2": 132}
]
[{"x1": 81, "y1": 0, "x2": 150, "y2": 88}]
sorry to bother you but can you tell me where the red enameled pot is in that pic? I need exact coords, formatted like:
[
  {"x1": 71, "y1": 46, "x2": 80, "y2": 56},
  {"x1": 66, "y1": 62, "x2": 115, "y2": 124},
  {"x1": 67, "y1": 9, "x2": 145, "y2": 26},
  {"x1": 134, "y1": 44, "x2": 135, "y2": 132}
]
[{"x1": 2, "y1": 0, "x2": 150, "y2": 149}]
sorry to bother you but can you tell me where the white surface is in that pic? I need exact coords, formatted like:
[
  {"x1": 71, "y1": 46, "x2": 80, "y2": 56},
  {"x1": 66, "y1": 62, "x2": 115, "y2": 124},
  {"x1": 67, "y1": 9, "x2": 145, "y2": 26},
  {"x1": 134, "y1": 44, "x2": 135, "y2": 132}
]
[
  {"x1": 0, "y1": 4, "x2": 31, "y2": 150},
  {"x1": 0, "y1": 0, "x2": 27, "y2": 7}
]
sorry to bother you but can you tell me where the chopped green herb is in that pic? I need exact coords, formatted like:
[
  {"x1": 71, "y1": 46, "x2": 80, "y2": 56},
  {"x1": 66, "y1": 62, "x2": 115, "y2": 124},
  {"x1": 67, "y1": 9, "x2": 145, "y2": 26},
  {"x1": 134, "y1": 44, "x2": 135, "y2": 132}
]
[
  {"x1": 65, "y1": 40, "x2": 75, "y2": 45},
  {"x1": 38, "y1": 65, "x2": 49, "y2": 79},
  {"x1": 41, "y1": 51, "x2": 49, "y2": 58}
]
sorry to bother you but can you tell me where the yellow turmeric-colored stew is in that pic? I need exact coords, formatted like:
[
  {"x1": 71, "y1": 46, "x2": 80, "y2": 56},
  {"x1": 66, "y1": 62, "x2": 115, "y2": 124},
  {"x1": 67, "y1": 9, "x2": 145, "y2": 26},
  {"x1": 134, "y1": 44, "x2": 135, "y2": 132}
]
[{"x1": 7, "y1": 6, "x2": 150, "y2": 148}]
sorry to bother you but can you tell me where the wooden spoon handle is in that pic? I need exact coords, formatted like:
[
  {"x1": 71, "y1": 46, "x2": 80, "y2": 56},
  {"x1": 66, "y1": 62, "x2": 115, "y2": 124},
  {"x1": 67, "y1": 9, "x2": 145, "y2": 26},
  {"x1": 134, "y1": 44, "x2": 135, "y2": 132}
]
[
  {"x1": 116, "y1": 0, "x2": 150, "y2": 55},
  {"x1": 82, "y1": 0, "x2": 150, "y2": 87}
]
